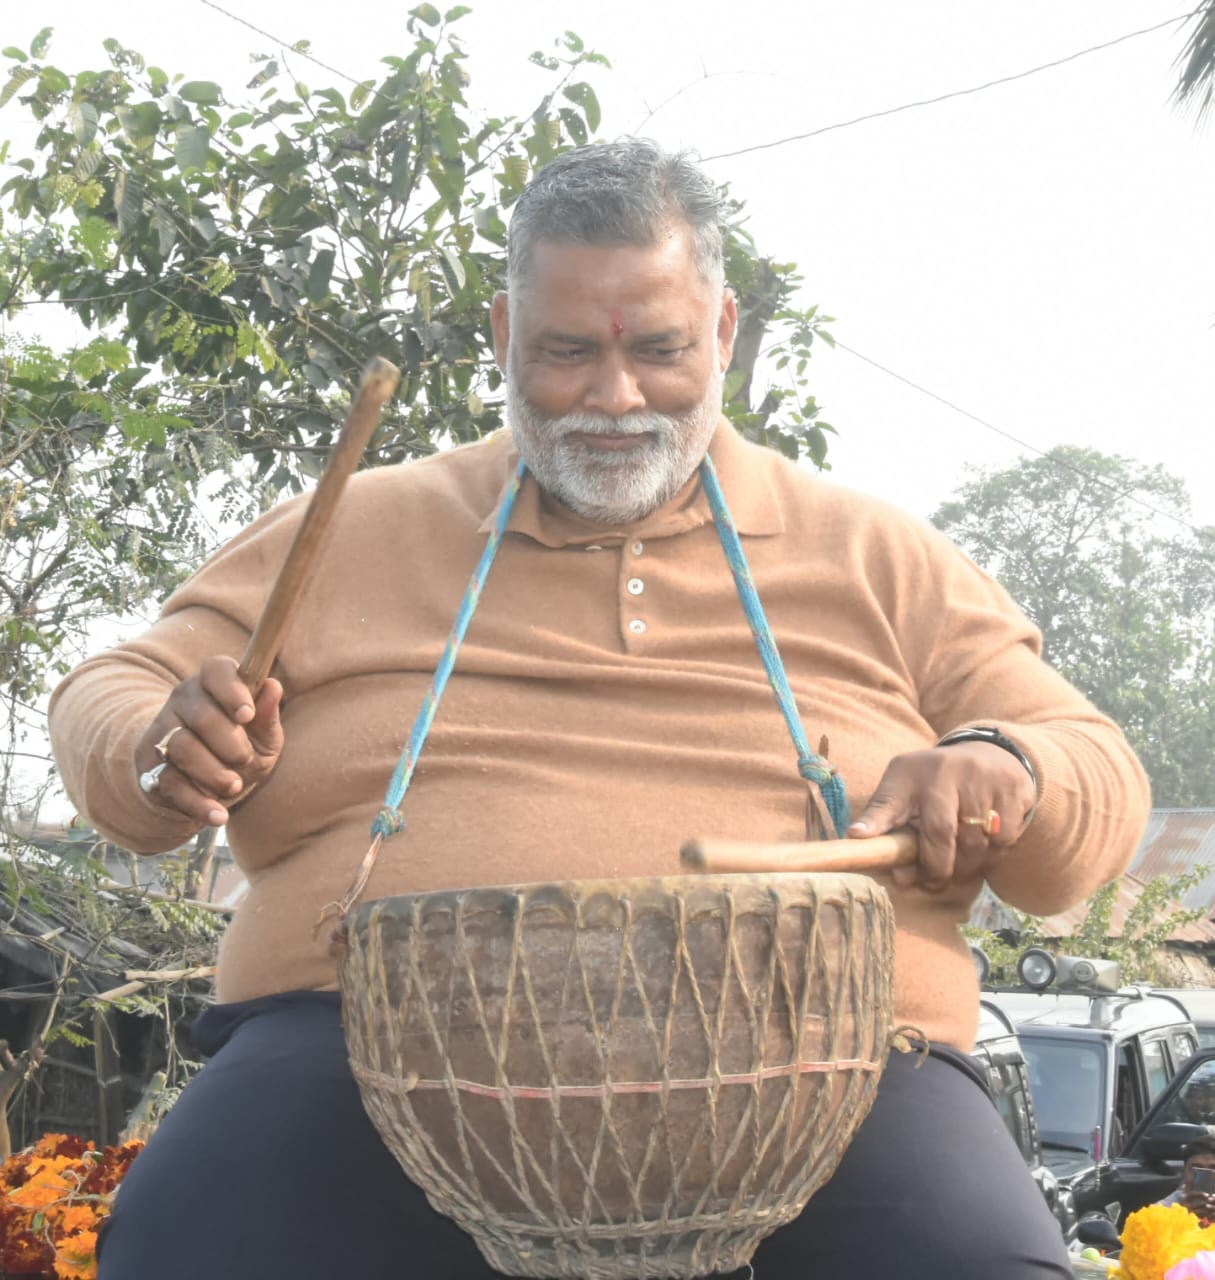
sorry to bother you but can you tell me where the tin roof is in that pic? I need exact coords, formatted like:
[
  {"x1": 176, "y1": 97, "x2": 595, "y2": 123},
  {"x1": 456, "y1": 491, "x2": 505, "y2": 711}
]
[
  {"x1": 1128, "y1": 809, "x2": 1215, "y2": 911},
  {"x1": 1035, "y1": 869, "x2": 1215, "y2": 945}
]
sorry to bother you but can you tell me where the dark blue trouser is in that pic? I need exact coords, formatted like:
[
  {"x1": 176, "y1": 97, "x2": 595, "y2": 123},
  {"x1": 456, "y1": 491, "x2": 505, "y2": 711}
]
[{"x1": 97, "y1": 991, "x2": 1072, "y2": 1278}]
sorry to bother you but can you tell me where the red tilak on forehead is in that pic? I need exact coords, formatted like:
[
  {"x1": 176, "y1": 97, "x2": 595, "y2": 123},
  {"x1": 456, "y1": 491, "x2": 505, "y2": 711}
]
[{"x1": 608, "y1": 309, "x2": 625, "y2": 336}]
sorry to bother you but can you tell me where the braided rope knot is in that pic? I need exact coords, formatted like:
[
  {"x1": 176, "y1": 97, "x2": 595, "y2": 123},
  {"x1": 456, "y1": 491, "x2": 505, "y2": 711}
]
[
  {"x1": 796, "y1": 756, "x2": 834, "y2": 786},
  {"x1": 371, "y1": 807, "x2": 407, "y2": 840}
]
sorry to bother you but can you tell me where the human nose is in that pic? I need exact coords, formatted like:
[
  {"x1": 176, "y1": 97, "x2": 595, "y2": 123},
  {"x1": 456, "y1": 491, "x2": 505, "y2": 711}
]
[{"x1": 583, "y1": 354, "x2": 645, "y2": 417}]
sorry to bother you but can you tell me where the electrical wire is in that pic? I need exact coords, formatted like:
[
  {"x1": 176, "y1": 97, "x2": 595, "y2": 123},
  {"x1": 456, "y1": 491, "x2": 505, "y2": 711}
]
[
  {"x1": 701, "y1": 10, "x2": 1202, "y2": 164},
  {"x1": 833, "y1": 339, "x2": 1211, "y2": 538}
]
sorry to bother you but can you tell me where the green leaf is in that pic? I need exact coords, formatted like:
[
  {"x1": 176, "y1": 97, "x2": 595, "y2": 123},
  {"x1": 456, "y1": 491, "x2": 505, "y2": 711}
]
[
  {"x1": 174, "y1": 123, "x2": 211, "y2": 173},
  {"x1": 69, "y1": 100, "x2": 98, "y2": 145},
  {"x1": 78, "y1": 214, "x2": 113, "y2": 266},
  {"x1": 438, "y1": 246, "x2": 465, "y2": 294},
  {"x1": 501, "y1": 154, "x2": 528, "y2": 192},
  {"x1": 115, "y1": 101, "x2": 162, "y2": 146},
  {"x1": 113, "y1": 171, "x2": 144, "y2": 237},
  {"x1": 2, "y1": 47, "x2": 27, "y2": 62},
  {"x1": 119, "y1": 410, "x2": 168, "y2": 447},
  {"x1": 0, "y1": 65, "x2": 38, "y2": 110},
  {"x1": 307, "y1": 247, "x2": 335, "y2": 302},
  {"x1": 389, "y1": 137, "x2": 414, "y2": 200},
  {"x1": 410, "y1": 3, "x2": 442, "y2": 25},
  {"x1": 30, "y1": 26, "x2": 52, "y2": 59},
  {"x1": 179, "y1": 80, "x2": 222, "y2": 104},
  {"x1": 558, "y1": 108, "x2": 587, "y2": 147},
  {"x1": 722, "y1": 369, "x2": 747, "y2": 403},
  {"x1": 562, "y1": 82, "x2": 600, "y2": 133},
  {"x1": 444, "y1": 5, "x2": 472, "y2": 19}
]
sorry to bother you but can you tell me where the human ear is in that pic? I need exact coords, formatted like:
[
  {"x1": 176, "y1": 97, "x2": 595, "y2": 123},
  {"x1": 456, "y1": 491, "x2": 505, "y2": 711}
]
[
  {"x1": 490, "y1": 292, "x2": 511, "y2": 370},
  {"x1": 717, "y1": 289, "x2": 738, "y2": 369}
]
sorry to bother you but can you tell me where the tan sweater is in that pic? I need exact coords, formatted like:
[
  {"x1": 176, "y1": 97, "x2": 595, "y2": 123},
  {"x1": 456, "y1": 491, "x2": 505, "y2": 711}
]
[{"x1": 48, "y1": 422, "x2": 1151, "y2": 1050}]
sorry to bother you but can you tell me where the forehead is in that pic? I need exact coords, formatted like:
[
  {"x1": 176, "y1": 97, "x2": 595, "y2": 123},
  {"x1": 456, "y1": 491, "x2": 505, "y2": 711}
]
[{"x1": 514, "y1": 230, "x2": 714, "y2": 327}]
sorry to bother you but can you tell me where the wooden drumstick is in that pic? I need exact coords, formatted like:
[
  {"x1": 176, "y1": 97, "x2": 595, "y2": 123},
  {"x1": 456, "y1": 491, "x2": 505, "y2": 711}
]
[
  {"x1": 237, "y1": 356, "x2": 401, "y2": 691},
  {"x1": 680, "y1": 827, "x2": 920, "y2": 875}
]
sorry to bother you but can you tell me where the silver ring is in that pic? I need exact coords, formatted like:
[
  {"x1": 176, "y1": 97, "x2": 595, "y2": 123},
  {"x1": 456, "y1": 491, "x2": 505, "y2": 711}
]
[
  {"x1": 139, "y1": 762, "x2": 168, "y2": 794},
  {"x1": 154, "y1": 725, "x2": 183, "y2": 761}
]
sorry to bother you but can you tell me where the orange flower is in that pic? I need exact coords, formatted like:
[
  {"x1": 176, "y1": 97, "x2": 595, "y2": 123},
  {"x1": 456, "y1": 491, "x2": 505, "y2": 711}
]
[
  {"x1": 52, "y1": 1204, "x2": 100, "y2": 1235},
  {"x1": 1120, "y1": 1204, "x2": 1215, "y2": 1280},
  {"x1": 53, "y1": 1228, "x2": 99, "y2": 1280}
]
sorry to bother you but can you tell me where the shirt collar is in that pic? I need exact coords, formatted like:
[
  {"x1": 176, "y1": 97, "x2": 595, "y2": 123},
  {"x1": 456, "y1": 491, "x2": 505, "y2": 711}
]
[{"x1": 476, "y1": 419, "x2": 786, "y2": 548}]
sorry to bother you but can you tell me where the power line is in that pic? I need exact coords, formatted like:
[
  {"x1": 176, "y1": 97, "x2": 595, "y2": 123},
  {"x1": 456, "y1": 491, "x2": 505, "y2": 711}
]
[
  {"x1": 197, "y1": 0, "x2": 366, "y2": 88},
  {"x1": 701, "y1": 11, "x2": 1200, "y2": 163},
  {"x1": 833, "y1": 339, "x2": 1210, "y2": 539}
]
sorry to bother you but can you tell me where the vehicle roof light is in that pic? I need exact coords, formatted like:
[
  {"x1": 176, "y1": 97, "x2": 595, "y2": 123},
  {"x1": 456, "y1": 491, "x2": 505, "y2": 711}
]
[{"x1": 1018, "y1": 947, "x2": 1057, "y2": 992}]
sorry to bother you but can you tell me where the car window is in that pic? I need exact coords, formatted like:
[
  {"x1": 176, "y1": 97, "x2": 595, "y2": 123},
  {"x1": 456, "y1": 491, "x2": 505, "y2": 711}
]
[
  {"x1": 989, "y1": 1060, "x2": 1035, "y2": 1162},
  {"x1": 1143, "y1": 1039, "x2": 1171, "y2": 1100},
  {"x1": 1151, "y1": 1056, "x2": 1215, "y2": 1126},
  {"x1": 1172, "y1": 1031, "x2": 1198, "y2": 1067},
  {"x1": 1197, "y1": 1028, "x2": 1215, "y2": 1052},
  {"x1": 1023, "y1": 1037, "x2": 1104, "y2": 1153}
]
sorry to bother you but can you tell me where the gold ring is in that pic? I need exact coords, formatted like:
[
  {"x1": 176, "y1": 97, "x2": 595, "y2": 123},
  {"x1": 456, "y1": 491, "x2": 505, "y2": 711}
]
[
  {"x1": 960, "y1": 809, "x2": 1001, "y2": 837},
  {"x1": 154, "y1": 725, "x2": 183, "y2": 761}
]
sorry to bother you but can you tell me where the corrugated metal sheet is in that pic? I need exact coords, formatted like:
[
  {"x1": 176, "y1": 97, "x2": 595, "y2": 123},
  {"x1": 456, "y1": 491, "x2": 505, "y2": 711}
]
[
  {"x1": 1035, "y1": 869, "x2": 1215, "y2": 944},
  {"x1": 1128, "y1": 809, "x2": 1215, "y2": 912},
  {"x1": 968, "y1": 867, "x2": 1215, "y2": 945}
]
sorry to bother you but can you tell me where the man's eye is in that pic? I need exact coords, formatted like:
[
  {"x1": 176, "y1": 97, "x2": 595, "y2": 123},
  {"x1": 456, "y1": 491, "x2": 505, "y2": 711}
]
[
  {"x1": 548, "y1": 346, "x2": 588, "y2": 361},
  {"x1": 643, "y1": 345, "x2": 688, "y2": 361}
]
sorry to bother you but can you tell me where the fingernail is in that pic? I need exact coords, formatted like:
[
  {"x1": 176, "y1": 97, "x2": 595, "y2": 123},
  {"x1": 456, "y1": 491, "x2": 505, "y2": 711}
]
[
  {"x1": 206, "y1": 807, "x2": 227, "y2": 826},
  {"x1": 235, "y1": 705, "x2": 254, "y2": 724},
  {"x1": 227, "y1": 778, "x2": 243, "y2": 796},
  {"x1": 849, "y1": 820, "x2": 870, "y2": 834}
]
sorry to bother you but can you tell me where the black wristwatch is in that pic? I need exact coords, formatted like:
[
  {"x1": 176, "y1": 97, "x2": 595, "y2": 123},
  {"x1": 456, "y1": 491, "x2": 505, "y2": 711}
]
[{"x1": 936, "y1": 726, "x2": 1038, "y2": 799}]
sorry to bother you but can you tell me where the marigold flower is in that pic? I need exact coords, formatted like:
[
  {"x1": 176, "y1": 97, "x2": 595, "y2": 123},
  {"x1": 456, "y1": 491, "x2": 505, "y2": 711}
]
[
  {"x1": 53, "y1": 1228, "x2": 99, "y2": 1280},
  {"x1": 52, "y1": 1205, "x2": 99, "y2": 1236},
  {"x1": 1121, "y1": 1204, "x2": 1215, "y2": 1280}
]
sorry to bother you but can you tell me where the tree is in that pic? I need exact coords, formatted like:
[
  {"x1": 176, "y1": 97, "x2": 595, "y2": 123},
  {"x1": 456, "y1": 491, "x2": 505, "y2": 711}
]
[
  {"x1": 933, "y1": 447, "x2": 1215, "y2": 806},
  {"x1": 1175, "y1": 0, "x2": 1215, "y2": 122}
]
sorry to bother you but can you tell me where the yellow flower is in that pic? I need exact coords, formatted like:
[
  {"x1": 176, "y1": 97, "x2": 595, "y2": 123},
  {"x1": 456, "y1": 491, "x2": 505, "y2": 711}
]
[
  {"x1": 1120, "y1": 1204, "x2": 1215, "y2": 1280},
  {"x1": 53, "y1": 1228, "x2": 99, "y2": 1280}
]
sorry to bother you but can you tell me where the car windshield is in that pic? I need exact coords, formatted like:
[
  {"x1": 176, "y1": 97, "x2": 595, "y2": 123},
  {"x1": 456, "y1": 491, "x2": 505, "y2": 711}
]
[{"x1": 1022, "y1": 1036, "x2": 1105, "y2": 1153}]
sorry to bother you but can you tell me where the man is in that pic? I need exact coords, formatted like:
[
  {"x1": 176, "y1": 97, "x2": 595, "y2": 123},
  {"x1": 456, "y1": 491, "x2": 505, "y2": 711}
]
[
  {"x1": 1158, "y1": 1138, "x2": 1215, "y2": 1219},
  {"x1": 49, "y1": 140, "x2": 1149, "y2": 1277}
]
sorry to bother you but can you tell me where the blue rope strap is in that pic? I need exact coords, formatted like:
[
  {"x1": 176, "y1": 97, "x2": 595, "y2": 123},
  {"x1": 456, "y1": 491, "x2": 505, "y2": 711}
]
[
  {"x1": 699, "y1": 453, "x2": 851, "y2": 837},
  {"x1": 370, "y1": 452, "x2": 849, "y2": 845},
  {"x1": 370, "y1": 459, "x2": 527, "y2": 840}
]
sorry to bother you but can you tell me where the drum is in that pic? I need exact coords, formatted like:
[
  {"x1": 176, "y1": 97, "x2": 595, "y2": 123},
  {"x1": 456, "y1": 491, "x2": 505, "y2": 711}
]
[{"x1": 336, "y1": 873, "x2": 894, "y2": 1278}]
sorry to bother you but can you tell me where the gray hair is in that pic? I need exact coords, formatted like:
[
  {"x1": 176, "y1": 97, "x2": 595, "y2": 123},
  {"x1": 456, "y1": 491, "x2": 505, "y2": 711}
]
[{"x1": 506, "y1": 139, "x2": 725, "y2": 292}]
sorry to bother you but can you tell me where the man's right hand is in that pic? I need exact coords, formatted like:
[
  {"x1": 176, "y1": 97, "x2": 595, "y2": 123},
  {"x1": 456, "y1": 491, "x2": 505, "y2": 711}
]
[{"x1": 133, "y1": 655, "x2": 284, "y2": 827}]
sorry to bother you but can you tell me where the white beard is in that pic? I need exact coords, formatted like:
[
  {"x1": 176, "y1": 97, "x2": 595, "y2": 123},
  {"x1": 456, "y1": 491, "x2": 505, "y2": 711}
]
[{"x1": 506, "y1": 366, "x2": 723, "y2": 526}]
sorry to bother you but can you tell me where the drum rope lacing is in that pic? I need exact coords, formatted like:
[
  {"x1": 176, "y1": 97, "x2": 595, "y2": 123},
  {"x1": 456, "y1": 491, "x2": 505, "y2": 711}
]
[{"x1": 318, "y1": 453, "x2": 850, "y2": 927}]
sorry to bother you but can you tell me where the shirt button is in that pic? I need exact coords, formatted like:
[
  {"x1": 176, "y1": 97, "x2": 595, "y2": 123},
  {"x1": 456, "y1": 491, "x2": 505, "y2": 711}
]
[
  {"x1": 628, "y1": 619, "x2": 647, "y2": 635},
  {"x1": 626, "y1": 578, "x2": 645, "y2": 596},
  {"x1": 630, "y1": 541, "x2": 644, "y2": 556}
]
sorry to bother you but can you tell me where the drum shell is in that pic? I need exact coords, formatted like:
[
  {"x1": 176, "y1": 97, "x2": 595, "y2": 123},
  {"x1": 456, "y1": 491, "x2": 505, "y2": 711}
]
[{"x1": 338, "y1": 873, "x2": 894, "y2": 1279}]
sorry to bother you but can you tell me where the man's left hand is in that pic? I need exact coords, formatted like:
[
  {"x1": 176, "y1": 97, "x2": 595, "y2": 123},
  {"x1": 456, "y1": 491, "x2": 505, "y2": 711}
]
[{"x1": 846, "y1": 741, "x2": 1036, "y2": 892}]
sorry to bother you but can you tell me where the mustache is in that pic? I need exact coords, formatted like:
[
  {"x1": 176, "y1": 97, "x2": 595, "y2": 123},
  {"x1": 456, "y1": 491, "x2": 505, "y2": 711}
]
[{"x1": 542, "y1": 412, "x2": 672, "y2": 439}]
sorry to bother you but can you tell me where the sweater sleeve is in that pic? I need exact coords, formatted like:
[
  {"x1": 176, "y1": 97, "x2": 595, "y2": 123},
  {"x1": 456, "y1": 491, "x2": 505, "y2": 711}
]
[
  {"x1": 47, "y1": 495, "x2": 306, "y2": 855},
  {"x1": 909, "y1": 525, "x2": 1151, "y2": 916}
]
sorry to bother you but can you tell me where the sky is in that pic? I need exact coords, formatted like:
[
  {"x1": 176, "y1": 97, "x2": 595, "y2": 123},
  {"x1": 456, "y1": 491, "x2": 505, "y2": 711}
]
[
  {"x1": 4, "y1": 0, "x2": 1213, "y2": 532},
  {"x1": 5, "y1": 0, "x2": 1211, "y2": 532}
]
